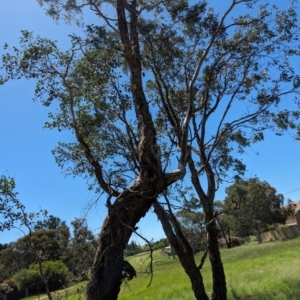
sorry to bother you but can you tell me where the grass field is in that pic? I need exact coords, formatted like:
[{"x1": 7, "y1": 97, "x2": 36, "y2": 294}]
[
  {"x1": 21, "y1": 237, "x2": 300, "y2": 300},
  {"x1": 119, "y1": 237, "x2": 300, "y2": 300}
]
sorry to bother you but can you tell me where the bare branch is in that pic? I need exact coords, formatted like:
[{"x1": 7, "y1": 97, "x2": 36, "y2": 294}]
[
  {"x1": 137, "y1": 0, "x2": 164, "y2": 15},
  {"x1": 197, "y1": 248, "x2": 208, "y2": 270},
  {"x1": 89, "y1": 1, "x2": 119, "y2": 32}
]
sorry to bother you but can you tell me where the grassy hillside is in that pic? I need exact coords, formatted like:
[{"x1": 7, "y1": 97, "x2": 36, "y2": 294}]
[
  {"x1": 21, "y1": 237, "x2": 300, "y2": 300},
  {"x1": 119, "y1": 237, "x2": 300, "y2": 300}
]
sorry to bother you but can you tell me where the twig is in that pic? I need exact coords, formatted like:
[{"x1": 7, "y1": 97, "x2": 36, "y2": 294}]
[{"x1": 197, "y1": 248, "x2": 208, "y2": 270}]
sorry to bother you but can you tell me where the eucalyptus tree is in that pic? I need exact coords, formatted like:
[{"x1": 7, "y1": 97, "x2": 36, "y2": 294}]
[
  {"x1": 223, "y1": 178, "x2": 288, "y2": 237},
  {"x1": 68, "y1": 218, "x2": 96, "y2": 276},
  {"x1": 176, "y1": 207, "x2": 206, "y2": 253},
  {"x1": 34, "y1": 215, "x2": 71, "y2": 262},
  {"x1": 2, "y1": 0, "x2": 300, "y2": 299}
]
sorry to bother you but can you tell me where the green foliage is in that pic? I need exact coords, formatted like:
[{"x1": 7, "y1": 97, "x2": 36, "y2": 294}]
[
  {"x1": 223, "y1": 178, "x2": 288, "y2": 236},
  {"x1": 176, "y1": 208, "x2": 206, "y2": 253},
  {"x1": 0, "y1": 215, "x2": 96, "y2": 283},
  {"x1": 41, "y1": 260, "x2": 72, "y2": 290},
  {"x1": 141, "y1": 238, "x2": 169, "y2": 253},
  {"x1": 2, "y1": 2, "x2": 300, "y2": 191},
  {"x1": 125, "y1": 241, "x2": 141, "y2": 257},
  {"x1": 0, "y1": 239, "x2": 33, "y2": 282},
  {"x1": 14, "y1": 268, "x2": 42, "y2": 293},
  {"x1": 33, "y1": 215, "x2": 71, "y2": 264},
  {"x1": 68, "y1": 218, "x2": 95, "y2": 276},
  {"x1": 151, "y1": 238, "x2": 168, "y2": 251},
  {"x1": 14, "y1": 260, "x2": 72, "y2": 293},
  {"x1": 0, "y1": 223, "x2": 70, "y2": 282}
]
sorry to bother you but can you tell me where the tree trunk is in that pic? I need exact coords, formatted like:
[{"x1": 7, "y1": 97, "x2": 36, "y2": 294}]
[
  {"x1": 154, "y1": 202, "x2": 209, "y2": 300},
  {"x1": 206, "y1": 214, "x2": 227, "y2": 300},
  {"x1": 85, "y1": 186, "x2": 158, "y2": 300},
  {"x1": 189, "y1": 158, "x2": 227, "y2": 299}
]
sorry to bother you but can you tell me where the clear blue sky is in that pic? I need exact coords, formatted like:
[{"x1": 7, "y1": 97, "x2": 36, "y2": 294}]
[{"x1": 1, "y1": 0, "x2": 300, "y2": 245}]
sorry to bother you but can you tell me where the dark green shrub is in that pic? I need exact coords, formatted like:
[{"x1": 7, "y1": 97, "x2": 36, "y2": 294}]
[
  {"x1": 42, "y1": 260, "x2": 72, "y2": 290},
  {"x1": 13, "y1": 269, "x2": 42, "y2": 293},
  {"x1": 13, "y1": 260, "x2": 72, "y2": 294}
]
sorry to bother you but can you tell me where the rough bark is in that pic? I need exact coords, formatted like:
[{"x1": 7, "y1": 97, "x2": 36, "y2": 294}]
[
  {"x1": 153, "y1": 202, "x2": 209, "y2": 300},
  {"x1": 85, "y1": 178, "x2": 161, "y2": 299},
  {"x1": 189, "y1": 158, "x2": 227, "y2": 300},
  {"x1": 206, "y1": 213, "x2": 227, "y2": 300},
  {"x1": 85, "y1": 170, "x2": 184, "y2": 299}
]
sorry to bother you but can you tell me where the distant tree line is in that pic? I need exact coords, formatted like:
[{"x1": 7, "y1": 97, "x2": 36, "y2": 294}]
[{"x1": 0, "y1": 214, "x2": 96, "y2": 294}]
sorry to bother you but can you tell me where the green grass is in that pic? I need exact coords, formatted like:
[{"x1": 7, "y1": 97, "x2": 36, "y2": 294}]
[
  {"x1": 20, "y1": 281, "x2": 87, "y2": 300},
  {"x1": 119, "y1": 238, "x2": 300, "y2": 300},
  {"x1": 21, "y1": 237, "x2": 300, "y2": 300}
]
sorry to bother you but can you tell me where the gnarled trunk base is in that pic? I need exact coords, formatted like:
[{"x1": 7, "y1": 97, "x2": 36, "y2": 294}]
[{"x1": 86, "y1": 188, "x2": 156, "y2": 300}]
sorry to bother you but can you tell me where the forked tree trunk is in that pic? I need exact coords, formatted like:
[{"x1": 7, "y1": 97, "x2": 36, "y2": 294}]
[
  {"x1": 154, "y1": 202, "x2": 209, "y2": 300},
  {"x1": 85, "y1": 187, "x2": 157, "y2": 300},
  {"x1": 85, "y1": 1, "x2": 190, "y2": 298},
  {"x1": 206, "y1": 213, "x2": 227, "y2": 300}
]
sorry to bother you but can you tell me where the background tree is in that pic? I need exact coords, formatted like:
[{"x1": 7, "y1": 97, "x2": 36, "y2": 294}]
[
  {"x1": 175, "y1": 197, "x2": 206, "y2": 253},
  {"x1": 0, "y1": 217, "x2": 71, "y2": 282},
  {"x1": 0, "y1": 176, "x2": 56, "y2": 300},
  {"x1": 0, "y1": 238, "x2": 35, "y2": 282},
  {"x1": 34, "y1": 215, "x2": 71, "y2": 263},
  {"x1": 0, "y1": 218, "x2": 96, "y2": 284},
  {"x1": 2, "y1": 1, "x2": 300, "y2": 299},
  {"x1": 124, "y1": 240, "x2": 141, "y2": 257},
  {"x1": 13, "y1": 260, "x2": 72, "y2": 294},
  {"x1": 67, "y1": 218, "x2": 96, "y2": 277},
  {"x1": 175, "y1": 199, "x2": 227, "y2": 252},
  {"x1": 223, "y1": 178, "x2": 288, "y2": 239},
  {"x1": 0, "y1": 243, "x2": 21, "y2": 283}
]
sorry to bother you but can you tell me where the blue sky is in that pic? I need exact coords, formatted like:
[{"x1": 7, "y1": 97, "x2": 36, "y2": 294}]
[{"x1": 1, "y1": 0, "x2": 300, "y2": 245}]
